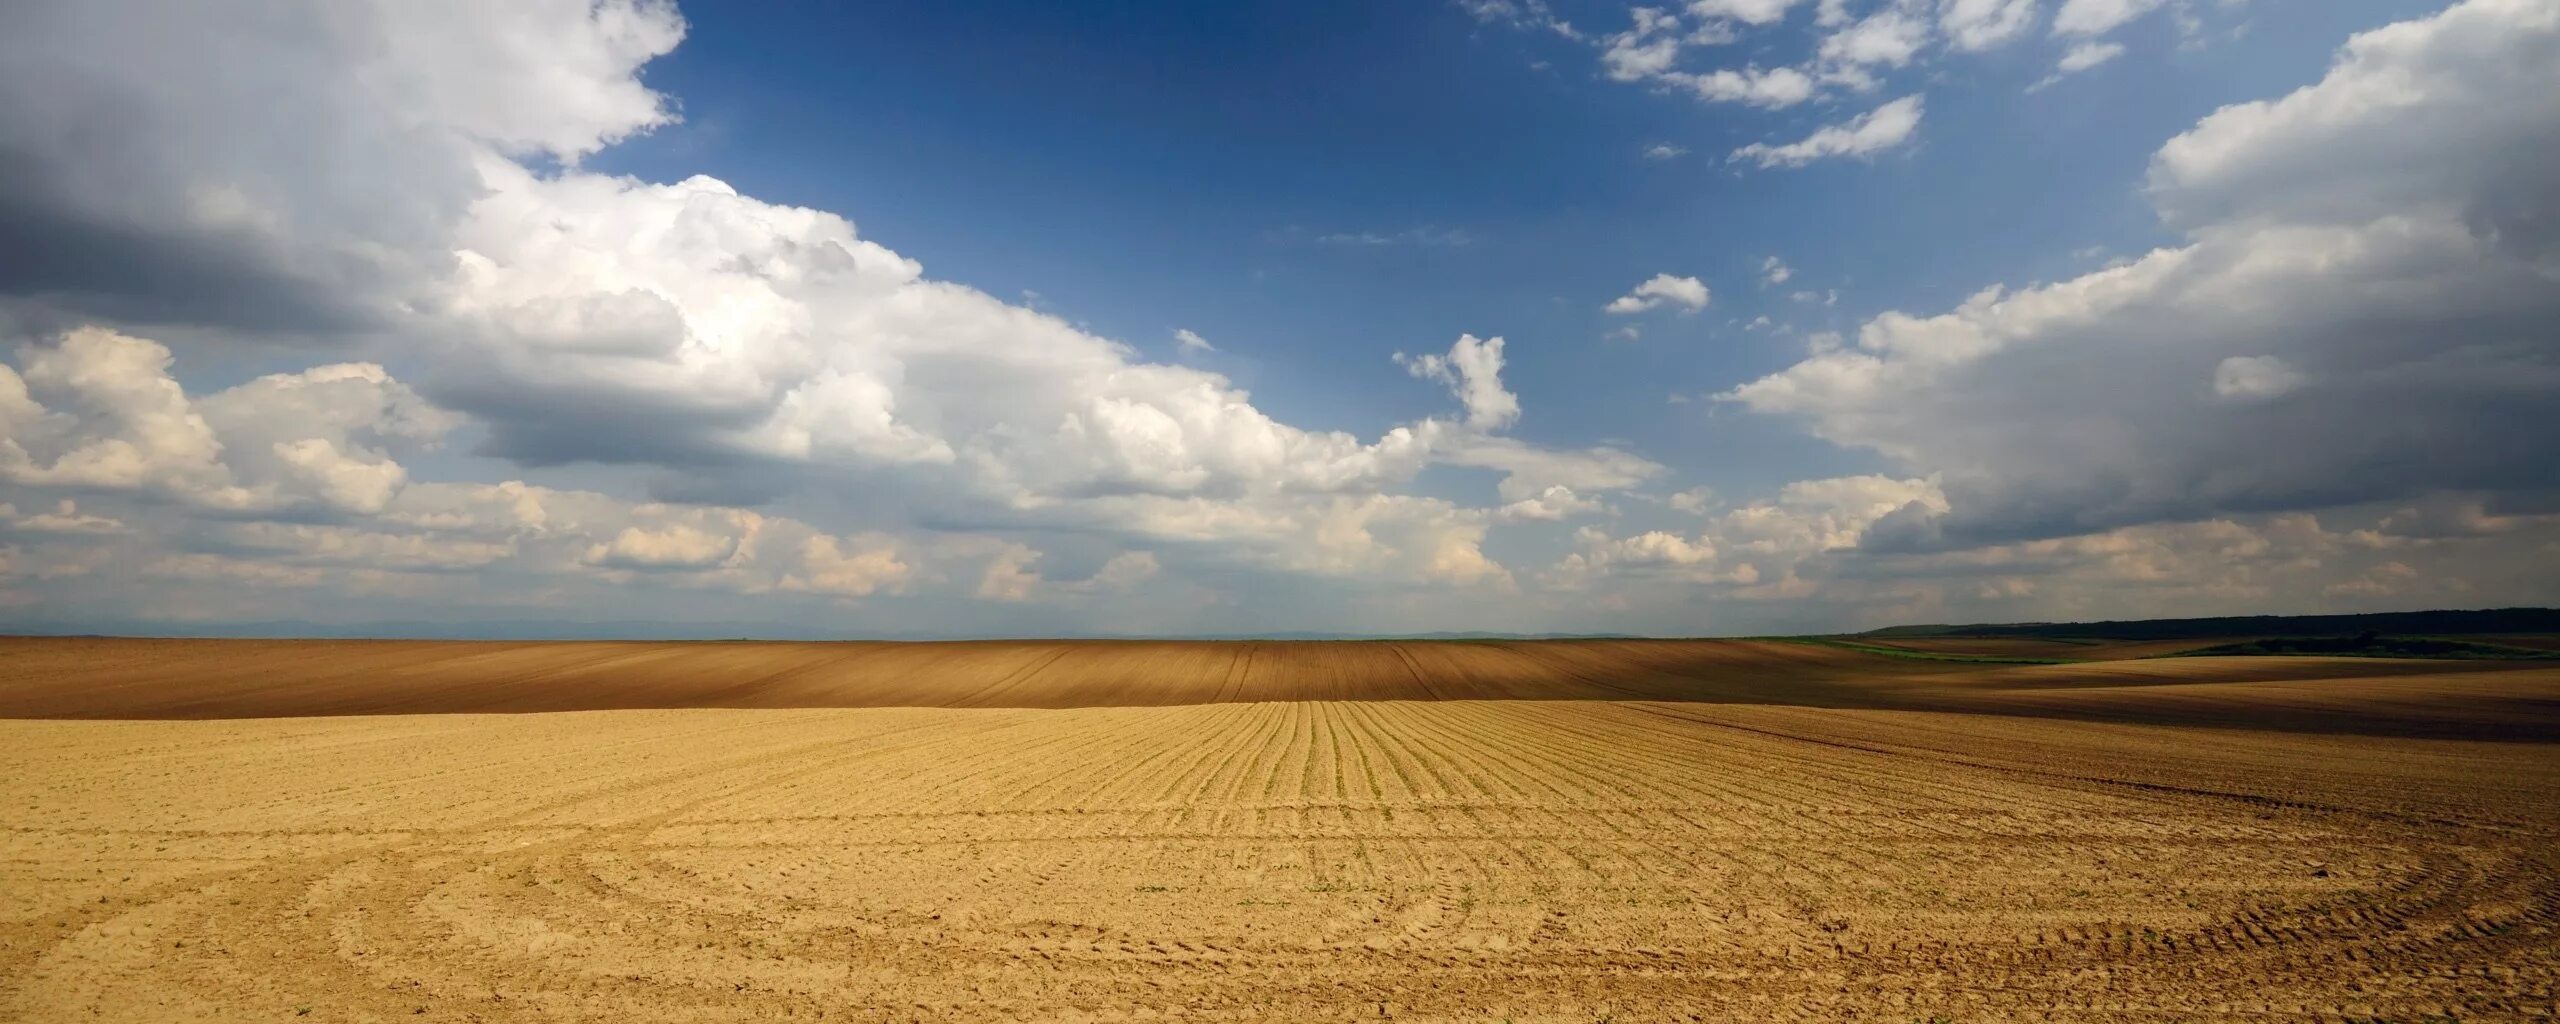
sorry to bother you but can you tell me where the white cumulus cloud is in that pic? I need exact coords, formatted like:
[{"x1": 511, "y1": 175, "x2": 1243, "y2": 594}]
[
  {"x1": 1941, "y1": 0, "x2": 2042, "y2": 52},
  {"x1": 1606, "y1": 274, "x2": 1713, "y2": 314},
  {"x1": 2053, "y1": 0, "x2": 2165, "y2": 36},
  {"x1": 1733, "y1": 95, "x2": 1926, "y2": 168},
  {"x1": 1727, "y1": 0, "x2": 2560, "y2": 543},
  {"x1": 1397, "y1": 334, "x2": 1522, "y2": 431}
]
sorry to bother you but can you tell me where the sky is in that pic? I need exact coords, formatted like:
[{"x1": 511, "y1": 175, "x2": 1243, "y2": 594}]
[{"x1": 0, "y1": 0, "x2": 2554, "y2": 638}]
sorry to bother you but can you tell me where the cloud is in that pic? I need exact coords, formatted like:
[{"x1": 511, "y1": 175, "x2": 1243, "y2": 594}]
[
  {"x1": 1461, "y1": 445, "x2": 1661, "y2": 511},
  {"x1": 1644, "y1": 142, "x2": 1689, "y2": 160},
  {"x1": 0, "y1": 320, "x2": 1587, "y2": 621},
  {"x1": 1495, "y1": 485, "x2": 1602, "y2": 522},
  {"x1": 2323, "y1": 559, "x2": 2418, "y2": 599},
  {"x1": 1726, "y1": 0, "x2": 2560, "y2": 543},
  {"x1": 1853, "y1": 510, "x2": 2539, "y2": 620},
  {"x1": 2029, "y1": 40, "x2": 2125, "y2": 91},
  {"x1": 199, "y1": 362, "x2": 461, "y2": 515},
  {"x1": 0, "y1": 0, "x2": 684, "y2": 334},
  {"x1": 1600, "y1": 9, "x2": 1823, "y2": 108},
  {"x1": 2053, "y1": 0, "x2": 2165, "y2": 37},
  {"x1": 1397, "y1": 334, "x2": 1521, "y2": 431},
  {"x1": 2056, "y1": 40, "x2": 2126, "y2": 72},
  {"x1": 434, "y1": 163, "x2": 1501, "y2": 512},
  {"x1": 1601, "y1": 8, "x2": 1688, "y2": 81},
  {"x1": 2211, "y1": 355, "x2": 2304, "y2": 401},
  {"x1": 1053, "y1": 491, "x2": 1514, "y2": 588},
  {"x1": 1552, "y1": 474, "x2": 1947, "y2": 588},
  {"x1": 1487, "y1": 0, "x2": 2044, "y2": 137},
  {"x1": 582, "y1": 512, "x2": 759, "y2": 572},
  {"x1": 777, "y1": 534, "x2": 912, "y2": 599},
  {"x1": 1667, "y1": 486, "x2": 1717, "y2": 513},
  {"x1": 1572, "y1": 528, "x2": 1721, "y2": 568},
  {"x1": 1760, "y1": 256, "x2": 1794, "y2": 286},
  {"x1": 1305, "y1": 226, "x2": 1475, "y2": 247},
  {"x1": 11, "y1": 0, "x2": 2542, "y2": 636},
  {"x1": 218, "y1": 522, "x2": 517, "y2": 572},
  {"x1": 142, "y1": 553, "x2": 326, "y2": 589},
  {"x1": 1606, "y1": 273, "x2": 1713, "y2": 314},
  {"x1": 1173, "y1": 328, "x2": 1216, "y2": 353},
  {"x1": 1688, "y1": 0, "x2": 1812, "y2": 26},
  {"x1": 0, "y1": 328, "x2": 235, "y2": 501},
  {"x1": 8, "y1": 499, "x2": 125, "y2": 535},
  {"x1": 973, "y1": 544, "x2": 1043, "y2": 602},
  {"x1": 1535, "y1": 477, "x2": 2560, "y2": 624},
  {"x1": 2147, "y1": 0, "x2": 2560, "y2": 248},
  {"x1": 1819, "y1": 7, "x2": 1933, "y2": 67},
  {"x1": 1732, "y1": 95, "x2": 1925, "y2": 168},
  {"x1": 2, "y1": 328, "x2": 458, "y2": 516},
  {"x1": 1940, "y1": 0, "x2": 2042, "y2": 51},
  {"x1": 1086, "y1": 550, "x2": 1161, "y2": 590},
  {"x1": 1678, "y1": 66, "x2": 1821, "y2": 108},
  {"x1": 1455, "y1": 0, "x2": 1582, "y2": 39}
]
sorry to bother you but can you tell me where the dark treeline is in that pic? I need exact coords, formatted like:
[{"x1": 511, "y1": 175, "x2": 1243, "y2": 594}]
[{"x1": 1864, "y1": 607, "x2": 2560, "y2": 640}]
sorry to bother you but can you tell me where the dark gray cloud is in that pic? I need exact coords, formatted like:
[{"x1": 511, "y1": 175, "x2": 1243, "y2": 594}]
[
  {"x1": 0, "y1": 194, "x2": 392, "y2": 334},
  {"x1": 0, "y1": 0, "x2": 678, "y2": 335}
]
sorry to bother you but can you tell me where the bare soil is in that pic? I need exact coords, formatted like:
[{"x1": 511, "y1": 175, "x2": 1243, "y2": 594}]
[
  {"x1": 1849, "y1": 635, "x2": 2244, "y2": 660},
  {"x1": 2, "y1": 637, "x2": 2555, "y2": 1021}
]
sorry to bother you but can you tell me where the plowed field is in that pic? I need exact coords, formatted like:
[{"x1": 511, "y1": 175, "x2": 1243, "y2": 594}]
[
  {"x1": 3, "y1": 638, "x2": 2556, "y2": 1021},
  {"x1": 0, "y1": 636, "x2": 1967, "y2": 717}
]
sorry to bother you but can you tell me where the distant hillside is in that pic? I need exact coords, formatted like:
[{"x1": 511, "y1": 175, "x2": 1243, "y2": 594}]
[
  {"x1": 1217, "y1": 631, "x2": 1640, "y2": 641},
  {"x1": 1863, "y1": 607, "x2": 2560, "y2": 641},
  {"x1": 2171, "y1": 635, "x2": 2560, "y2": 660}
]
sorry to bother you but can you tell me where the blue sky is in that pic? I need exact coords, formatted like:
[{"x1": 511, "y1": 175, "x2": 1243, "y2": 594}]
[
  {"x1": 584, "y1": 0, "x2": 2429, "y2": 488},
  {"x1": 0, "y1": 0, "x2": 2553, "y2": 637}
]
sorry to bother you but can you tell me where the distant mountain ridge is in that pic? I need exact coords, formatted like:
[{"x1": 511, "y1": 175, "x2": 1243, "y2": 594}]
[{"x1": 1862, "y1": 607, "x2": 2560, "y2": 641}]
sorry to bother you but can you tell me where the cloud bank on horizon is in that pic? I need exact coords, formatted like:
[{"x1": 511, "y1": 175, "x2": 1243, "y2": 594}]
[{"x1": 0, "y1": 0, "x2": 2553, "y2": 637}]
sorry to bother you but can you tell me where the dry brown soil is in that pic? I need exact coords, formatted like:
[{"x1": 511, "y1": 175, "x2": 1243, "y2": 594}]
[
  {"x1": 3, "y1": 636, "x2": 2556, "y2": 1022},
  {"x1": 1848, "y1": 636, "x2": 2242, "y2": 660}
]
